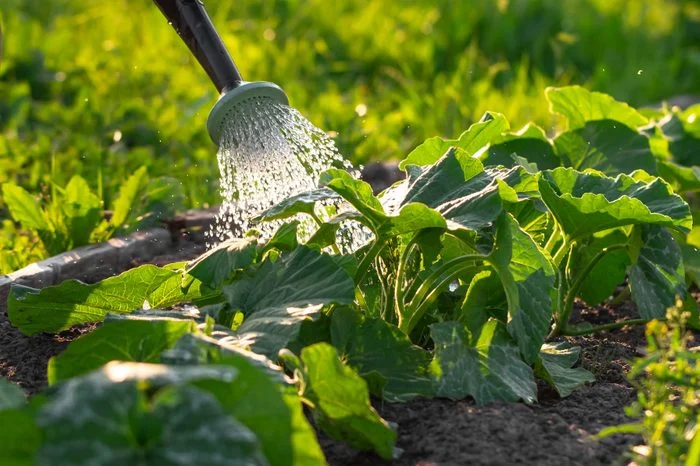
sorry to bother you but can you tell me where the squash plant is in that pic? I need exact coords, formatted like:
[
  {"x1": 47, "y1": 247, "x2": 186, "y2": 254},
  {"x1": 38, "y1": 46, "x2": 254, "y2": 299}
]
[{"x1": 2, "y1": 86, "x2": 698, "y2": 464}]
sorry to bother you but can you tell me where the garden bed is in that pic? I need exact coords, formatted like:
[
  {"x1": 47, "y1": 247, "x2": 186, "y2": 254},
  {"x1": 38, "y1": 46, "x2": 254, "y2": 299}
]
[{"x1": 2, "y1": 208, "x2": 696, "y2": 465}]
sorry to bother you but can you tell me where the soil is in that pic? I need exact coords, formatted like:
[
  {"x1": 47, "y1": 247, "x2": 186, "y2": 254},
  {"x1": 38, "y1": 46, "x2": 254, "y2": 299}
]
[{"x1": 1, "y1": 216, "x2": 698, "y2": 465}]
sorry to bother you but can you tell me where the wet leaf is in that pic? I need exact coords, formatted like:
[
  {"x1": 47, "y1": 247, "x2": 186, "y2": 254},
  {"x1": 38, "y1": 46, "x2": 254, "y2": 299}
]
[
  {"x1": 185, "y1": 236, "x2": 258, "y2": 288},
  {"x1": 223, "y1": 247, "x2": 355, "y2": 358}
]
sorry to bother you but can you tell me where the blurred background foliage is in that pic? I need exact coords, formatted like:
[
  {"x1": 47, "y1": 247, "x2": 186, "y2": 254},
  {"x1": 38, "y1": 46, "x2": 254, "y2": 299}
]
[{"x1": 0, "y1": 0, "x2": 698, "y2": 258}]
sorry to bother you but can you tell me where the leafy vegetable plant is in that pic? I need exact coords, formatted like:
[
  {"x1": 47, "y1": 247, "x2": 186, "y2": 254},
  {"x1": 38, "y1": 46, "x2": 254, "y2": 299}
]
[
  {"x1": 1, "y1": 166, "x2": 183, "y2": 273},
  {"x1": 2, "y1": 86, "x2": 698, "y2": 464},
  {"x1": 598, "y1": 301, "x2": 700, "y2": 465}
]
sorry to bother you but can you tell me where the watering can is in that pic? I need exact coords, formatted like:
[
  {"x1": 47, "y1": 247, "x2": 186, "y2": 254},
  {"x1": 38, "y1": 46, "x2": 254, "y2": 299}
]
[{"x1": 153, "y1": 0, "x2": 288, "y2": 144}]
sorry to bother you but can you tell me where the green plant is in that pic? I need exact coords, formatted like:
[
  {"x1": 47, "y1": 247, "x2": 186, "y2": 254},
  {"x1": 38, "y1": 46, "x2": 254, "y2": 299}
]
[
  {"x1": 0, "y1": 166, "x2": 183, "y2": 273},
  {"x1": 598, "y1": 301, "x2": 700, "y2": 466},
  {"x1": 2, "y1": 87, "x2": 698, "y2": 463}
]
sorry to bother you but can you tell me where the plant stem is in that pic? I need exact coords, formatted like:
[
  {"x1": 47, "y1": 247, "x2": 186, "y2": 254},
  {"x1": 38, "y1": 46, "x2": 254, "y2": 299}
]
[
  {"x1": 394, "y1": 234, "x2": 420, "y2": 323},
  {"x1": 544, "y1": 222, "x2": 560, "y2": 253},
  {"x1": 552, "y1": 237, "x2": 571, "y2": 266},
  {"x1": 310, "y1": 211, "x2": 341, "y2": 255},
  {"x1": 562, "y1": 319, "x2": 648, "y2": 336},
  {"x1": 354, "y1": 239, "x2": 386, "y2": 285},
  {"x1": 399, "y1": 254, "x2": 484, "y2": 334},
  {"x1": 554, "y1": 243, "x2": 628, "y2": 335}
]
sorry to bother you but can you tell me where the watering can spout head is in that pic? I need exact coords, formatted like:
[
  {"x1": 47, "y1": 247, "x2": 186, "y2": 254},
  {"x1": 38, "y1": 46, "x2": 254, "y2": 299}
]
[{"x1": 153, "y1": 0, "x2": 288, "y2": 144}]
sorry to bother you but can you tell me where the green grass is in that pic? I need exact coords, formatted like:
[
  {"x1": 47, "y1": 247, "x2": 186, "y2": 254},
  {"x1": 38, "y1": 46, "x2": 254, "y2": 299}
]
[{"x1": 0, "y1": 0, "x2": 698, "y2": 272}]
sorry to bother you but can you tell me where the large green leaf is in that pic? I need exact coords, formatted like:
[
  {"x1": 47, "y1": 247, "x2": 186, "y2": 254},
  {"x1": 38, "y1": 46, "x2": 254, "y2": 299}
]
[
  {"x1": 185, "y1": 236, "x2": 258, "y2": 288},
  {"x1": 37, "y1": 365, "x2": 267, "y2": 466},
  {"x1": 487, "y1": 214, "x2": 556, "y2": 364},
  {"x1": 0, "y1": 378, "x2": 25, "y2": 410},
  {"x1": 459, "y1": 270, "x2": 506, "y2": 339},
  {"x1": 8, "y1": 265, "x2": 212, "y2": 335},
  {"x1": 538, "y1": 167, "x2": 692, "y2": 242},
  {"x1": 430, "y1": 320, "x2": 537, "y2": 404},
  {"x1": 629, "y1": 225, "x2": 686, "y2": 320},
  {"x1": 535, "y1": 342, "x2": 594, "y2": 397},
  {"x1": 223, "y1": 247, "x2": 355, "y2": 358},
  {"x1": 656, "y1": 160, "x2": 700, "y2": 194},
  {"x1": 399, "y1": 112, "x2": 510, "y2": 169},
  {"x1": 554, "y1": 120, "x2": 657, "y2": 176},
  {"x1": 482, "y1": 123, "x2": 560, "y2": 170},
  {"x1": 330, "y1": 308, "x2": 434, "y2": 402},
  {"x1": 61, "y1": 175, "x2": 102, "y2": 246},
  {"x1": 545, "y1": 86, "x2": 648, "y2": 130},
  {"x1": 298, "y1": 343, "x2": 396, "y2": 460},
  {"x1": 400, "y1": 149, "x2": 536, "y2": 232},
  {"x1": 570, "y1": 228, "x2": 631, "y2": 306},
  {"x1": 320, "y1": 169, "x2": 385, "y2": 228},
  {"x1": 255, "y1": 188, "x2": 340, "y2": 223},
  {"x1": 47, "y1": 318, "x2": 196, "y2": 384},
  {"x1": 0, "y1": 408, "x2": 40, "y2": 466},
  {"x1": 192, "y1": 355, "x2": 326, "y2": 466},
  {"x1": 2, "y1": 183, "x2": 50, "y2": 232}
]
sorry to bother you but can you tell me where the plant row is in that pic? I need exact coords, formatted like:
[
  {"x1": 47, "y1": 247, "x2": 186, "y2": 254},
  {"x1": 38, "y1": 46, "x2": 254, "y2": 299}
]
[{"x1": 1, "y1": 86, "x2": 698, "y2": 464}]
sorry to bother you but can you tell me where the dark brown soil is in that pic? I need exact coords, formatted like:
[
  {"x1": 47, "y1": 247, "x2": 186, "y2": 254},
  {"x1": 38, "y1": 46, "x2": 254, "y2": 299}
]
[{"x1": 2, "y1": 223, "x2": 698, "y2": 465}]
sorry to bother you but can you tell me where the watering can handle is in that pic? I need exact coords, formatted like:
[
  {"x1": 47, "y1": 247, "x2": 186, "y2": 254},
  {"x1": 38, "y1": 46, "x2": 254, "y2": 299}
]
[{"x1": 153, "y1": 0, "x2": 243, "y2": 93}]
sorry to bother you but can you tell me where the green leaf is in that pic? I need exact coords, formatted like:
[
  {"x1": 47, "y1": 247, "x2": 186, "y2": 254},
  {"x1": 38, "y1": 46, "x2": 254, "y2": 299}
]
[
  {"x1": 483, "y1": 124, "x2": 560, "y2": 170},
  {"x1": 37, "y1": 364, "x2": 267, "y2": 466},
  {"x1": 535, "y1": 342, "x2": 594, "y2": 397},
  {"x1": 629, "y1": 225, "x2": 686, "y2": 320},
  {"x1": 2, "y1": 183, "x2": 50, "y2": 231},
  {"x1": 255, "y1": 188, "x2": 340, "y2": 223},
  {"x1": 545, "y1": 86, "x2": 648, "y2": 130},
  {"x1": 223, "y1": 247, "x2": 355, "y2": 358},
  {"x1": 8, "y1": 265, "x2": 210, "y2": 335},
  {"x1": 657, "y1": 160, "x2": 700, "y2": 194},
  {"x1": 321, "y1": 169, "x2": 386, "y2": 228},
  {"x1": 430, "y1": 320, "x2": 537, "y2": 404},
  {"x1": 682, "y1": 243, "x2": 700, "y2": 287},
  {"x1": 109, "y1": 166, "x2": 148, "y2": 228},
  {"x1": 399, "y1": 112, "x2": 510, "y2": 169},
  {"x1": 61, "y1": 175, "x2": 102, "y2": 246},
  {"x1": 538, "y1": 167, "x2": 692, "y2": 242},
  {"x1": 459, "y1": 270, "x2": 506, "y2": 339},
  {"x1": 379, "y1": 202, "x2": 446, "y2": 237},
  {"x1": 487, "y1": 214, "x2": 556, "y2": 364},
  {"x1": 299, "y1": 343, "x2": 396, "y2": 460},
  {"x1": 0, "y1": 377, "x2": 25, "y2": 410},
  {"x1": 262, "y1": 221, "x2": 300, "y2": 253},
  {"x1": 554, "y1": 120, "x2": 657, "y2": 176},
  {"x1": 0, "y1": 408, "x2": 40, "y2": 466},
  {"x1": 571, "y1": 228, "x2": 630, "y2": 306},
  {"x1": 47, "y1": 318, "x2": 196, "y2": 384},
  {"x1": 185, "y1": 236, "x2": 258, "y2": 288},
  {"x1": 191, "y1": 355, "x2": 325, "y2": 466},
  {"x1": 330, "y1": 308, "x2": 434, "y2": 402}
]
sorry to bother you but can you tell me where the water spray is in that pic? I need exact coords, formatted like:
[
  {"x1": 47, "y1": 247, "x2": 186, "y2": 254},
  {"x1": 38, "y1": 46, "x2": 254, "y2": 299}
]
[{"x1": 153, "y1": 0, "x2": 288, "y2": 144}]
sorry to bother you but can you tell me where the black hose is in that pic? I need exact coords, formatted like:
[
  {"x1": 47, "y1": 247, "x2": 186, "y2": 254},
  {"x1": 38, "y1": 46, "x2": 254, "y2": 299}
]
[{"x1": 152, "y1": 0, "x2": 243, "y2": 93}]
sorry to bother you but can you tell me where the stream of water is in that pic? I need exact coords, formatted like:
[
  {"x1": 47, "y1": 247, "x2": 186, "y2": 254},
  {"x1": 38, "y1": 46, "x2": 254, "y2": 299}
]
[{"x1": 206, "y1": 97, "x2": 368, "y2": 250}]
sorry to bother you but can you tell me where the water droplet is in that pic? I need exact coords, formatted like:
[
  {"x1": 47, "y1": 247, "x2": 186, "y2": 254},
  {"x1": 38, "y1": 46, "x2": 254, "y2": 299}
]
[{"x1": 637, "y1": 69, "x2": 643, "y2": 75}]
